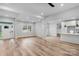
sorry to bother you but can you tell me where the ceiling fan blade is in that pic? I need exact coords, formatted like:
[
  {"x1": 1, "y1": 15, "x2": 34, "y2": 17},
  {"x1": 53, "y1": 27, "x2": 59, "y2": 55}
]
[{"x1": 48, "y1": 3, "x2": 55, "y2": 7}]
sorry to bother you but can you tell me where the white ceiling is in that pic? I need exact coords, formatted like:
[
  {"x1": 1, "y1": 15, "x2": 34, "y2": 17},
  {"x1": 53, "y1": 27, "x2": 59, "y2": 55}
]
[{"x1": 0, "y1": 3, "x2": 79, "y2": 22}]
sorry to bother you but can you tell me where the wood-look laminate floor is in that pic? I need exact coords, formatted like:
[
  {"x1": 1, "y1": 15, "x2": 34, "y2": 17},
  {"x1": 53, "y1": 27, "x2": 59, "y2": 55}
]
[{"x1": 0, "y1": 36, "x2": 79, "y2": 56}]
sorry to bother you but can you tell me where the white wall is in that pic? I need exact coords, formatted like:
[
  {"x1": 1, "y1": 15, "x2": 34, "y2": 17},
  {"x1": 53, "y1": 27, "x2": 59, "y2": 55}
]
[
  {"x1": 35, "y1": 19, "x2": 57, "y2": 37},
  {"x1": 49, "y1": 23, "x2": 57, "y2": 36},
  {"x1": 15, "y1": 21, "x2": 35, "y2": 37},
  {"x1": 35, "y1": 22, "x2": 46, "y2": 37}
]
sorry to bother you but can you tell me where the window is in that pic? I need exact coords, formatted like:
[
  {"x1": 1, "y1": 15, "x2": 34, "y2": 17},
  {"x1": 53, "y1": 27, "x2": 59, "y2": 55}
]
[
  {"x1": 23, "y1": 25, "x2": 27, "y2": 30},
  {"x1": 28, "y1": 26, "x2": 31, "y2": 32}
]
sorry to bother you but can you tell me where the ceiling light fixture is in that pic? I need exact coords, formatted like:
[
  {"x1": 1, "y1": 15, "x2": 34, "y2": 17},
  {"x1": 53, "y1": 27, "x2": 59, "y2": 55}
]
[
  {"x1": 36, "y1": 15, "x2": 43, "y2": 18},
  {"x1": 5, "y1": 15, "x2": 9, "y2": 17},
  {"x1": 41, "y1": 12, "x2": 44, "y2": 16},
  {"x1": 71, "y1": 17, "x2": 76, "y2": 19},
  {"x1": 48, "y1": 3, "x2": 55, "y2": 7},
  {"x1": 60, "y1": 4, "x2": 64, "y2": 7}
]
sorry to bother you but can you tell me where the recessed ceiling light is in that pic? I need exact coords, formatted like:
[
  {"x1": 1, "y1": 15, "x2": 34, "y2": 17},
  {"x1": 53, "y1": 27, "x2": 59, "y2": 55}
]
[
  {"x1": 5, "y1": 15, "x2": 9, "y2": 17},
  {"x1": 71, "y1": 17, "x2": 76, "y2": 19},
  {"x1": 36, "y1": 15, "x2": 42, "y2": 18},
  {"x1": 40, "y1": 12, "x2": 44, "y2": 16},
  {"x1": 60, "y1": 4, "x2": 64, "y2": 7}
]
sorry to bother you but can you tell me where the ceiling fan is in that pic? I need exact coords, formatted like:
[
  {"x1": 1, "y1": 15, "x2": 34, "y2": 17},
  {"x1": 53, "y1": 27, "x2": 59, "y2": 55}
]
[{"x1": 48, "y1": 3, "x2": 55, "y2": 7}]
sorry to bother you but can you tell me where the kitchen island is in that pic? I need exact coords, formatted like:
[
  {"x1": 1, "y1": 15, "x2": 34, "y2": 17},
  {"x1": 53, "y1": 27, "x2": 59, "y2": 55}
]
[{"x1": 61, "y1": 33, "x2": 79, "y2": 44}]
